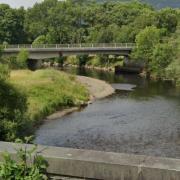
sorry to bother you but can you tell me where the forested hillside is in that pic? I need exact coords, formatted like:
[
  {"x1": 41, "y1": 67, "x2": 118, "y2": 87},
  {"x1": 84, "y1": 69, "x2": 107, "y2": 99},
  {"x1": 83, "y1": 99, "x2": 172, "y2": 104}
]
[{"x1": 96, "y1": 0, "x2": 180, "y2": 8}]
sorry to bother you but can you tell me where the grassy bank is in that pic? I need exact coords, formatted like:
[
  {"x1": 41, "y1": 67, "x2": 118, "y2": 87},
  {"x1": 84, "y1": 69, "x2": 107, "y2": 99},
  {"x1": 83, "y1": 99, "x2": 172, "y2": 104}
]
[{"x1": 10, "y1": 69, "x2": 89, "y2": 124}]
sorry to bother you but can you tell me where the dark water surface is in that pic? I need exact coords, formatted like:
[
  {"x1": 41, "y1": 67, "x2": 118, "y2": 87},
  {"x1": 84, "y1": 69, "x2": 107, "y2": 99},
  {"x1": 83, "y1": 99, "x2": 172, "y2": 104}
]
[{"x1": 35, "y1": 68, "x2": 180, "y2": 158}]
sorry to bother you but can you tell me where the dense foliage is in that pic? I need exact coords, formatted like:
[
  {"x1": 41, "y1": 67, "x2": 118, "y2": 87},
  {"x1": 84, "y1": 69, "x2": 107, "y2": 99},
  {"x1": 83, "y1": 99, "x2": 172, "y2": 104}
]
[{"x1": 0, "y1": 47, "x2": 30, "y2": 141}]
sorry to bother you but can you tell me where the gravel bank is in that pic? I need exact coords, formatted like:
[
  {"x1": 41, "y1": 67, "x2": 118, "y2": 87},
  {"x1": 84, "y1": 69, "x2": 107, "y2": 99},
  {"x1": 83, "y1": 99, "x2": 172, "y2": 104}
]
[{"x1": 46, "y1": 75, "x2": 115, "y2": 120}]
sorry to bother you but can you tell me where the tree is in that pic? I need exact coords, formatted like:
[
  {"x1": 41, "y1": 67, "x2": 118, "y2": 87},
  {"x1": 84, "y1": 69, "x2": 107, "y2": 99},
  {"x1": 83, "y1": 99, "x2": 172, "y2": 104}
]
[
  {"x1": 156, "y1": 8, "x2": 178, "y2": 33},
  {"x1": 32, "y1": 35, "x2": 48, "y2": 45},
  {"x1": 151, "y1": 43, "x2": 175, "y2": 77},
  {"x1": 0, "y1": 5, "x2": 26, "y2": 44},
  {"x1": 133, "y1": 26, "x2": 161, "y2": 71}
]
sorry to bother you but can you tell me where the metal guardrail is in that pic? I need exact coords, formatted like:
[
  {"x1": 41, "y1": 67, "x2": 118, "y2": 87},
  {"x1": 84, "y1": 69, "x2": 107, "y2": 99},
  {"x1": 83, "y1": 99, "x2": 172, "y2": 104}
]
[{"x1": 3, "y1": 43, "x2": 135, "y2": 49}]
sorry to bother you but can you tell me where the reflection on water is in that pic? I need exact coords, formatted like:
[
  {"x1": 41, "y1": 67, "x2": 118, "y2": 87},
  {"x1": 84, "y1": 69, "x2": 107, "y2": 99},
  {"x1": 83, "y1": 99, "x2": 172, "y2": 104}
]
[
  {"x1": 111, "y1": 84, "x2": 136, "y2": 91},
  {"x1": 35, "y1": 67, "x2": 180, "y2": 158}
]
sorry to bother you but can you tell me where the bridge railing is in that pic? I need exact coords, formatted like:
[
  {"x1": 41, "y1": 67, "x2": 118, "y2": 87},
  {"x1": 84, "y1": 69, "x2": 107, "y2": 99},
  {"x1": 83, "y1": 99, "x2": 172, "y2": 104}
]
[{"x1": 3, "y1": 43, "x2": 135, "y2": 49}]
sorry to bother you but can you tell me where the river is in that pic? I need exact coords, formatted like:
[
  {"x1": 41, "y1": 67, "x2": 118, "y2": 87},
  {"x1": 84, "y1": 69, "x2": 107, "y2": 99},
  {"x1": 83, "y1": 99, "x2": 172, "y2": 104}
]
[{"x1": 35, "y1": 68, "x2": 180, "y2": 158}]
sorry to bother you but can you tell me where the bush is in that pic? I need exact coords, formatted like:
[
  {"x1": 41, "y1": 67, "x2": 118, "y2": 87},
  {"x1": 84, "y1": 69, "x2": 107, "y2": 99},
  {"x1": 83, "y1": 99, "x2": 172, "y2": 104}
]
[
  {"x1": 0, "y1": 81, "x2": 29, "y2": 141},
  {"x1": 77, "y1": 55, "x2": 89, "y2": 67},
  {"x1": 16, "y1": 49, "x2": 29, "y2": 69},
  {"x1": 0, "y1": 137, "x2": 48, "y2": 180},
  {"x1": 0, "y1": 63, "x2": 9, "y2": 81},
  {"x1": 166, "y1": 58, "x2": 180, "y2": 86},
  {"x1": 66, "y1": 56, "x2": 79, "y2": 65}
]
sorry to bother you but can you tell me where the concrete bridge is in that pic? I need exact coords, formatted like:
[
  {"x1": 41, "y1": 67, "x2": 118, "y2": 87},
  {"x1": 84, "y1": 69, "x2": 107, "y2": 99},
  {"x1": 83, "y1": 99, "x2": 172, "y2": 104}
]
[{"x1": 2, "y1": 43, "x2": 134, "y2": 59}]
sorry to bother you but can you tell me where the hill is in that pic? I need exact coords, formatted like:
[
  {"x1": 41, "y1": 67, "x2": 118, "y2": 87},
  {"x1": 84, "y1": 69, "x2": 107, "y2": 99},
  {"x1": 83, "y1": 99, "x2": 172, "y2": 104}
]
[{"x1": 96, "y1": 0, "x2": 180, "y2": 8}]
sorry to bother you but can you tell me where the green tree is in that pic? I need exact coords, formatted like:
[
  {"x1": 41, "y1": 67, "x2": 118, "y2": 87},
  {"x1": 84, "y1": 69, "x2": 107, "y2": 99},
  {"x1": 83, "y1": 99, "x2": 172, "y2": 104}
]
[
  {"x1": 133, "y1": 26, "x2": 161, "y2": 71},
  {"x1": 151, "y1": 43, "x2": 175, "y2": 77},
  {"x1": 32, "y1": 35, "x2": 48, "y2": 45},
  {"x1": 0, "y1": 4, "x2": 26, "y2": 44},
  {"x1": 156, "y1": 8, "x2": 178, "y2": 33}
]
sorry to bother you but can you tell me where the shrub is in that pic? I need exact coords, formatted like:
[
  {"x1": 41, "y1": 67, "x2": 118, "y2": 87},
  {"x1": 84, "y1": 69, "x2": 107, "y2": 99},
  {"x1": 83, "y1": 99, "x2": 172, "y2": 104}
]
[
  {"x1": 0, "y1": 81, "x2": 29, "y2": 141},
  {"x1": 0, "y1": 63, "x2": 9, "y2": 81},
  {"x1": 77, "y1": 55, "x2": 89, "y2": 67},
  {"x1": 16, "y1": 49, "x2": 29, "y2": 69},
  {"x1": 66, "y1": 56, "x2": 79, "y2": 65},
  {"x1": 0, "y1": 137, "x2": 48, "y2": 180}
]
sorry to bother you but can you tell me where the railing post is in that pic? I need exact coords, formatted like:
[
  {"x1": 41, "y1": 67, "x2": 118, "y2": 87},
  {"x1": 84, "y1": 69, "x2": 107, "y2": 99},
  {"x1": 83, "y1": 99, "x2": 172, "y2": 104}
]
[
  {"x1": 18, "y1": 44, "x2": 20, "y2": 49},
  {"x1": 56, "y1": 44, "x2": 58, "y2": 49},
  {"x1": 92, "y1": 44, "x2": 93, "y2": 48},
  {"x1": 68, "y1": 44, "x2": 70, "y2": 48}
]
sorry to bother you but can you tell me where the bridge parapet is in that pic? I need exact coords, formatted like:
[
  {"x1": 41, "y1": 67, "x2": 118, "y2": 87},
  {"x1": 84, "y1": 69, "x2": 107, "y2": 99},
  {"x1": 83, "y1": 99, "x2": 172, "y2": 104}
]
[
  {"x1": 0, "y1": 141, "x2": 180, "y2": 180},
  {"x1": 2, "y1": 43, "x2": 135, "y2": 60},
  {"x1": 3, "y1": 43, "x2": 135, "y2": 50}
]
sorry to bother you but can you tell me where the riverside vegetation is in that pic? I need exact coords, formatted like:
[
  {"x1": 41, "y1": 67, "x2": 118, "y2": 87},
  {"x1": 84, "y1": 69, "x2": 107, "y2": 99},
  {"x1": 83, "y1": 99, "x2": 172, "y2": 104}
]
[{"x1": 0, "y1": 47, "x2": 89, "y2": 142}]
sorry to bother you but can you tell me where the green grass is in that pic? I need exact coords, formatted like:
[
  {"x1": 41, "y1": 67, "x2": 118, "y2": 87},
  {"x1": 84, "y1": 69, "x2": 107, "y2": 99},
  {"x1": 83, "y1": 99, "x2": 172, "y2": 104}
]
[{"x1": 10, "y1": 69, "x2": 89, "y2": 123}]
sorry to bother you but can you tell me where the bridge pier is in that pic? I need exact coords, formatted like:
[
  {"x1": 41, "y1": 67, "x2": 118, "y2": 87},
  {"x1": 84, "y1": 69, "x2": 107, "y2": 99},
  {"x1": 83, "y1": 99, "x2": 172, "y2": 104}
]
[{"x1": 27, "y1": 59, "x2": 42, "y2": 71}]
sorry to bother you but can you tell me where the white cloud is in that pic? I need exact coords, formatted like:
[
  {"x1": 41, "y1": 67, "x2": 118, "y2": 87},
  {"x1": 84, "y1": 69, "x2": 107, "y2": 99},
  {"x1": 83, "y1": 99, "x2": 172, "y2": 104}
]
[{"x1": 0, "y1": 0, "x2": 43, "y2": 8}]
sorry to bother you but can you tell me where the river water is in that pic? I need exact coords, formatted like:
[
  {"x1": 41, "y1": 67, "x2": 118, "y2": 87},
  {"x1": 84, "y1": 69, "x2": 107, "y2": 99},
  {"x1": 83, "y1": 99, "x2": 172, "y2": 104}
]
[{"x1": 35, "y1": 68, "x2": 180, "y2": 158}]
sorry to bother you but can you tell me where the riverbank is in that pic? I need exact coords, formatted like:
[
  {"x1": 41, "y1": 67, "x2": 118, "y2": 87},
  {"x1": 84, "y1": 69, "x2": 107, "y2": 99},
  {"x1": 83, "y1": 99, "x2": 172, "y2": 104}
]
[
  {"x1": 10, "y1": 69, "x2": 89, "y2": 124},
  {"x1": 77, "y1": 75, "x2": 115, "y2": 100},
  {"x1": 46, "y1": 75, "x2": 115, "y2": 120},
  {"x1": 10, "y1": 69, "x2": 114, "y2": 123}
]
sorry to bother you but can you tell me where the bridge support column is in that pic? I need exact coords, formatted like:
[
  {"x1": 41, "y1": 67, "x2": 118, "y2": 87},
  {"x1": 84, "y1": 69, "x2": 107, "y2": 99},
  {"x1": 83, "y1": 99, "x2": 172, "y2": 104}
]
[{"x1": 27, "y1": 59, "x2": 42, "y2": 71}]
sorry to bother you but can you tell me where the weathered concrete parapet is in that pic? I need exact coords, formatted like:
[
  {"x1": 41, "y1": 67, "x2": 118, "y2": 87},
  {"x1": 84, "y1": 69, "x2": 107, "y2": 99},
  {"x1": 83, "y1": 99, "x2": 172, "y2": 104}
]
[{"x1": 0, "y1": 141, "x2": 180, "y2": 180}]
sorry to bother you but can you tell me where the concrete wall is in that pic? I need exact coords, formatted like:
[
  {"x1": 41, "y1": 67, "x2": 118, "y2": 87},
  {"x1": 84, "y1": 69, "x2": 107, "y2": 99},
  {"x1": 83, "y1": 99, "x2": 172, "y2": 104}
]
[{"x1": 0, "y1": 141, "x2": 180, "y2": 180}]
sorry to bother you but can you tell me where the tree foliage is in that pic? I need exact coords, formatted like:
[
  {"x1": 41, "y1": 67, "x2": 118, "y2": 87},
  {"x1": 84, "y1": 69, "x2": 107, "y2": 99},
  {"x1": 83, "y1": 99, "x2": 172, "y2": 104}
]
[
  {"x1": 133, "y1": 26, "x2": 161, "y2": 65},
  {"x1": 16, "y1": 49, "x2": 29, "y2": 69},
  {"x1": 0, "y1": 81, "x2": 28, "y2": 141},
  {"x1": 151, "y1": 43, "x2": 175, "y2": 76}
]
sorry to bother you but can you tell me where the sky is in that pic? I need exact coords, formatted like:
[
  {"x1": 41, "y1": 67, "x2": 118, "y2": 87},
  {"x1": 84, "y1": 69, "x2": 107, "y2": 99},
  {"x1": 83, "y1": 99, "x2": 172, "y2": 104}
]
[{"x1": 0, "y1": 0, "x2": 43, "y2": 8}]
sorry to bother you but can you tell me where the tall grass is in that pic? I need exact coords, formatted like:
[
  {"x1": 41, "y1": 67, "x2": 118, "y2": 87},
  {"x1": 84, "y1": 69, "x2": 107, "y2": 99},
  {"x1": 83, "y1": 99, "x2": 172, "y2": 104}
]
[{"x1": 10, "y1": 69, "x2": 89, "y2": 123}]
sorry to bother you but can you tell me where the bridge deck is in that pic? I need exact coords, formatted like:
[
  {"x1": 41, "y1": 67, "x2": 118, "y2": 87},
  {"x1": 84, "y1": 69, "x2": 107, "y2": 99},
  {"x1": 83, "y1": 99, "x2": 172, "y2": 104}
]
[
  {"x1": 2, "y1": 43, "x2": 135, "y2": 59},
  {"x1": 3, "y1": 43, "x2": 135, "y2": 50}
]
